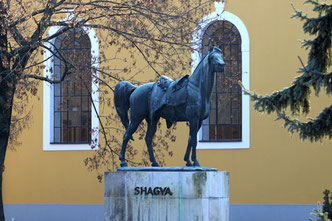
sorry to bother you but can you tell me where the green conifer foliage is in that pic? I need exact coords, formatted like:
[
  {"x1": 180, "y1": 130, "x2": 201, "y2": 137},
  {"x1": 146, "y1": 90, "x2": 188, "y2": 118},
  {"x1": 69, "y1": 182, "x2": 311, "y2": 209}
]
[
  {"x1": 244, "y1": 0, "x2": 331, "y2": 142},
  {"x1": 323, "y1": 190, "x2": 332, "y2": 220}
]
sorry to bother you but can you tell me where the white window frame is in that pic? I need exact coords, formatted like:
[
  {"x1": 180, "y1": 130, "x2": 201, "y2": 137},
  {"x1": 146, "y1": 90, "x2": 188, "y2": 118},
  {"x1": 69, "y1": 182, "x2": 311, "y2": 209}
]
[
  {"x1": 43, "y1": 21, "x2": 99, "y2": 151},
  {"x1": 192, "y1": 2, "x2": 250, "y2": 149}
]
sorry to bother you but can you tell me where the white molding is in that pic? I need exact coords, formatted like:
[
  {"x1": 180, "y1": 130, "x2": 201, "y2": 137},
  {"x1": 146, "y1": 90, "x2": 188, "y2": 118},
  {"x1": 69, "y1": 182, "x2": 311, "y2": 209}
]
[
  {"x1": 191, "y1": 2, "x2": 250, "y2": 149},
  {"x1": 43, "y1": 24, "x2": 99, "y2": 151}
]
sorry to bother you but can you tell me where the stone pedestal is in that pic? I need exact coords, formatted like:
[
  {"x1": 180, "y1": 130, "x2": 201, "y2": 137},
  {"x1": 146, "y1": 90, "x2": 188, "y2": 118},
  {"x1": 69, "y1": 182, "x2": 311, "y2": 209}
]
[{"x1": 104, "y1": 168, "x2": 229, "y2": 221}]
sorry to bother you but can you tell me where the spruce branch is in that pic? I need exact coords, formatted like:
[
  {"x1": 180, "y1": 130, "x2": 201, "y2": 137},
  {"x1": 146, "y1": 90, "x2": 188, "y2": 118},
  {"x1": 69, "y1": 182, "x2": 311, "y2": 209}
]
[
  {"x1": 277, "y1": 104, "x2": 332, "y2": 142},
  {"x1": 245, "y1": 0, "x2": 331, "y2": 141}
]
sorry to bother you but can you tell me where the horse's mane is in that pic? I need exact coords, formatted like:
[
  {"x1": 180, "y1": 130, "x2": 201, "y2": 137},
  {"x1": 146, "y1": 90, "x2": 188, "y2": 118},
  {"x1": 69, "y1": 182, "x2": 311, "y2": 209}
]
[{"x1": 191, "y1": 53, "x2": 208, "y2": 77}]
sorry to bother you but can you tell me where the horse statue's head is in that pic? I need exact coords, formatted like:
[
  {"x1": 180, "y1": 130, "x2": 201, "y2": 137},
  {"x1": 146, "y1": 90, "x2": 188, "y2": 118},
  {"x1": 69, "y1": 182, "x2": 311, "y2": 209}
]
[{"x1": 208, "y1": 46, "x2": 225, "y2": 73}]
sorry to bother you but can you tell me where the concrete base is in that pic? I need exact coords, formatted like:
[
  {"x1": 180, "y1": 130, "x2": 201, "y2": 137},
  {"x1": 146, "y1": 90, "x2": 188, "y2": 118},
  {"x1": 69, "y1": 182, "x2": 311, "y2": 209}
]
[{"x1": 104, "y1": 169, "x2": 229, "y2": 221}]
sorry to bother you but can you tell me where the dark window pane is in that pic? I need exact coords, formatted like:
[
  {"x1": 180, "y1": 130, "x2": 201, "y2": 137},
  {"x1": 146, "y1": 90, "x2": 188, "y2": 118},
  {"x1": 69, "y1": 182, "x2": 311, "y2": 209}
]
[
  {"x1": 232, "y1": 125, "x2": 241, "y2": 140},
  {"x1": 216, "y1": 125, "x2": 223, "y2": 140},
  {"x1": 62, "y1": 81, "x2": 68, "y2": 96},
  {"x1": 221, "y1": 125, "x2": 231, "y2": 140},
  {"x1": 209, "y1": 109, "x2": 216, "y2": 124},
  {"x1": 209, "y1": 125, "x2": 215, "y2": 140},
  {"x1": 82, "y1": 84, "x2": 90, "y2": 96},
  {"x1": 54, "y1": 83, "x2": 61, "y2": 96},
  {"x1": 82, "y1": 112, "x2": 89, "y2": 126},
  {"x1": 202, "y1": 124, "x2": 209, "y2": 140},
  {"x1": 81, "y1": 128, "x2": 89, "y2": 142},
  {"x1": 68, "y1": 98, "x2": 81, "y2": 127},
  {"x1": 67, "y1": 128, "x2": 74, "y2": 142},
  {"x1": 67, "y1": 81, "x2": 75, "y2": 96},
  {"x1": 54, "y1": 97, "x2": 62, "y2": 111},
  {"x1": 54, "y1": 128, "x2": 60, "y2": 142},
  {"x1": 211, "y1": 93, "x2": 217, "y2": 108},
  {"x1": 232, "y1": 109, "x2": 240, "y2": 124},
  {"x1": 54, "y1": 65, "x2": 61, "y2": 80},
  {"x1": 217, "y1": 95, "x2": 231, "y2": 124},
  {"x1": 62, "y1": 112, "x2": 68, "y2": 127},
  {"x1": 82, "y1": 96, "x2": 89, "y2": 111},
  {"x1": 75, "y1": 128, "x2": 82, "y2": 142},
  {"x1": 62, "y1": 128, "x2": 68, "y2": 142},
  {"x1": 74, "y1": 81, "x2": 82, "y2": 96},
  {"x1": 54, "y1": 112, "x2": 61, "y2": 127},
  {"x1": 231, "y1": 94, "x2": 241, "y2": 108}
]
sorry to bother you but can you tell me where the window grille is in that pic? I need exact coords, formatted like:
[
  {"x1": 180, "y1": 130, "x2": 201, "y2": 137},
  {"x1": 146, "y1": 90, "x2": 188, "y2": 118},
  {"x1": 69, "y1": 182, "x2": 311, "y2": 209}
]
[
  {"x1": 201, "y1": 20, "x2": 242, "y2": 142},
  {"x1": 52, "y1": 29, "x2": 92, "y2": 144}
]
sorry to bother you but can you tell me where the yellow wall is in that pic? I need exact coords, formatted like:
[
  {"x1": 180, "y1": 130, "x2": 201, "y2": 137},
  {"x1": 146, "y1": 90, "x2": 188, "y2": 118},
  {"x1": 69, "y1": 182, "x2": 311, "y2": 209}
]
[{"x1": 4, "y1": 0, "x2": 332, "y2": 205}]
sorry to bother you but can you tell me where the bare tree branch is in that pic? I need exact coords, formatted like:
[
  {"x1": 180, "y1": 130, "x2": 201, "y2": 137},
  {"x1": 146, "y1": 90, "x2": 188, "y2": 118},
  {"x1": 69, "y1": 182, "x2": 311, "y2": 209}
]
[
  {"x1": 8, "y1": 0, "x2": 65, "y2": 28},
  {"x1": 23, "y1": 72, "x2": 72, "y2": 83}
]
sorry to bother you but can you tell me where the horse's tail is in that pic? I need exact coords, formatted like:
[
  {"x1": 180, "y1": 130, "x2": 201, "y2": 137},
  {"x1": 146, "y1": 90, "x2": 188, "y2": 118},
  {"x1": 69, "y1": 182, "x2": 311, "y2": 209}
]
[{"x1": 114, "y1": 81, "x2": 137, "y2": 131}]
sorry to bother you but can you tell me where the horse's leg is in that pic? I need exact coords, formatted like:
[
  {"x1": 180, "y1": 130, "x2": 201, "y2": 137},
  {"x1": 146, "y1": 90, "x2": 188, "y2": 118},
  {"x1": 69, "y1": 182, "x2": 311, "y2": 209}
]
[
  {"x1": 184, "y1": 120, "x2": 202, "y2": 166},
  {"x1": 145, "y1": 118, "x2": 160, "y2": 167},
  {"x1": 189, "y1": 119, "x2": 200, "y2": 167},
  {"x1": 119, "y1": 119, "x2": 142, "y2": 167},
  {"x1": 184, "y1": 135, "x2": 193, "y2": 166}
]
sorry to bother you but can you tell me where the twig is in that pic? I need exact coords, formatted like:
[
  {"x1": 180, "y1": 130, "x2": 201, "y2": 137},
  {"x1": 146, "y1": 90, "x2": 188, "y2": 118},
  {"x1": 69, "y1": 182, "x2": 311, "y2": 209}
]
[{"x1": 298, "y1": 56, "x2": 308, "y2": 72}]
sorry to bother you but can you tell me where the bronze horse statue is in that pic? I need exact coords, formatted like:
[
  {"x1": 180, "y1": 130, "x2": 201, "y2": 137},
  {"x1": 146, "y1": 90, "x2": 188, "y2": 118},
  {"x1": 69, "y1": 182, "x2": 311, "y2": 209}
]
[{"x1": 114, "y1": 47, "x2": 225, "y2": 167}]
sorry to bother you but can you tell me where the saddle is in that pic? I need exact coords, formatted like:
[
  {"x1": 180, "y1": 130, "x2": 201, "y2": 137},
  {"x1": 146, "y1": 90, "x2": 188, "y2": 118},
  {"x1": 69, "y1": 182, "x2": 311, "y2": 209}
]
[
  {"x1": 166, "y1": 75, "x2": 189, "y2": 106},
  {"x1": 150, "y1": 75, "x2": 189, "y2": 126}
]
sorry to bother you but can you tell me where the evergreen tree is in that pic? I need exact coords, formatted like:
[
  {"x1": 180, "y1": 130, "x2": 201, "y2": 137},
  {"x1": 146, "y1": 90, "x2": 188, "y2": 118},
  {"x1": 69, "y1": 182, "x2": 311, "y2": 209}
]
[
  {"x1": 323, "y1": 190, "x2": 332, "y2": 220},
  {"x1": 244, "y1": 0, "x2": 331, "y2": 142}
]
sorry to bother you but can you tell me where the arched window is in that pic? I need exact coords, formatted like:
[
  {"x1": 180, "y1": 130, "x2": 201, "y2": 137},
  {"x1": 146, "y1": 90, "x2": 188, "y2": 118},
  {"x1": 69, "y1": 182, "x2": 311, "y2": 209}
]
[
  {"x1": 43, "y1": 24, "x2": 99, "y2": 151},
  {"x1": 192, "y1": 2, "x2": 250, "y2": 149},
  {"x1": 53, "y1": 29, "x2": 92, "y2": 143},
  {"x1": 201, "y1": 20, "x2": 242, "y2": 142}
]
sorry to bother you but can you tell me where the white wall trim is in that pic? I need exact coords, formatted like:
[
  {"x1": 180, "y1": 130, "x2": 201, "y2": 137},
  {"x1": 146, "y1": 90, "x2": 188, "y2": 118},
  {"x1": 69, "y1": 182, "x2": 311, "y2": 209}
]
[
  {"x1": 43, "y1": 20, "x2": 99, "y2": 151},
  {"x1": 191, "y1": 2, "x2": 250, "y2": 149}
]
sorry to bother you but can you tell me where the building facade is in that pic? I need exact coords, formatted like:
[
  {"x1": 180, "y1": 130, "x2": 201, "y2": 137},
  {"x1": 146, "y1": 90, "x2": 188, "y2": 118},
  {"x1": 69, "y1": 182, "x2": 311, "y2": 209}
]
[{"x1": 4, "y1": 1, "x2": 332, "y2": 221}]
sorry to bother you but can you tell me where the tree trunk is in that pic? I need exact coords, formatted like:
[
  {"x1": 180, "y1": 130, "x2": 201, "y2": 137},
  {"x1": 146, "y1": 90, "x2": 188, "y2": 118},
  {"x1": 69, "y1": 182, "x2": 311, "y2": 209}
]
[
  {"x1": 0, "y1": 172, "x2": 3, "y2": 221},
  {"x1": 0, "y1": 61, "x2": 11, "y2": 221},
  {"x1": 0, "y1": 78, "x2": 11, "y2": 221},
  {"x1": 0, "y1": 1, "x2": 12, "y2": 220},
  {"x1": 0, "y1": 133, "x2": 10, "y2": 221},
  {"x1": 0, "y1": 80, "x2": 15, "y2": 221},
  {"x1": 0, "y1": 74, "x2": 15, "y2": 221}
]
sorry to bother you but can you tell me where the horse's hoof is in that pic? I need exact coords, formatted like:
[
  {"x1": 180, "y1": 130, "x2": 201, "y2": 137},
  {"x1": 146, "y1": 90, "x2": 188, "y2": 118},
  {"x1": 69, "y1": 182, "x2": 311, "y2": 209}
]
[
  {"x1": 186, "y1": 161, "x2": 193, "y2": 167},
  {"x1": 193, "y1": 161, "x2": 200, "y2": 167},
  {"x1": 120, "y1": 161, "x2": 128, "y2": 167},
  {"x1": 152, "y1": 162, "x2": 160, "y2": 167}
]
